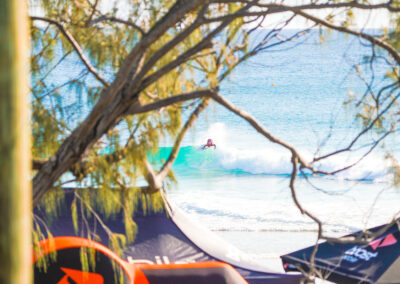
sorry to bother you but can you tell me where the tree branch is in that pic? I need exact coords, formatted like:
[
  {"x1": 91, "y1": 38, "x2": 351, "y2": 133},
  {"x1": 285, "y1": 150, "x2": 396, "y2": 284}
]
[
  {"x1": 313, "y1": 130, "x2": 393, "y2": 177},
  {"x1": 32, "y1": 0, "x2": 207, "y2": 206},
  {"x1": 144, "y1": 99, "x2": 210, "y2": 193},
  {"x1": 289, "y1": 155, "x2": 322, "y2": 282},
  {"x1": 139, "y1": 1, "x2": 258, "y2": 92},
  {"x1": 313, "y1": 91, "x2": 400, "y2": 163},
  {"x1": 88, "y1": 15, "x2": 145, "y2": 35},
  {"x1": 291, "y1": 9, "x2": 400, "y2": 66},
  {"x1": 125, "y1": 5, "x2": 208, "y2": 91},
  {"x1": 158, "y1": 99, "x2": 210, "y2": 180},
  {"x1": 212, "y1": 0, "x2": 400, "y2": 12},
  {"x1": 85, "y1": 0, "x2": 100, "y2": 27},
  {"x1": 32, "y1": 158, "x2": 47, "y2": 171},
  {"x1": 321, "y1": 216, "x2": 400, "y2": 244},
  {"x1": 125, "y1": 89, "x2": 214, "y2": 115},
  {"x1": 31, "y1": 16, "x2": 110, "y2": 87},
  {"x1": 210, "y1": 91, "x2": 311, "y2": 168}
]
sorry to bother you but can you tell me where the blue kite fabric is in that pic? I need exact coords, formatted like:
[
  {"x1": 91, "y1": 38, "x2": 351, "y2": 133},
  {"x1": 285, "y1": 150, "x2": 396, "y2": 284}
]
[
  {"x1": 281, "y1": 223, "x2": 400, "y2": 283},
  {"x1": 34, "y1": 190, "x2": 303, "y2": 284}
]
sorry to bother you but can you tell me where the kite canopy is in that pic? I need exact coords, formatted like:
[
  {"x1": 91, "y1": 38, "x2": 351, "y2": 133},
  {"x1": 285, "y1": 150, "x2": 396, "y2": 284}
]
[
  {"x1": 34, "y1": 190, "x2": 302, "y2": 283},
  {"x1": 281, "y1": 223, "x2": 400, "y2": 283},
  {"x1": 33, "y1": 236, "x2": 249, "y2": 284}
]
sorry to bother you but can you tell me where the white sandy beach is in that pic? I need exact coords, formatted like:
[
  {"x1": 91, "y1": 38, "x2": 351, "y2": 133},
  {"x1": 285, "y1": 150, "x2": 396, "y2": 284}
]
[{"x1": 217, "y1": 231, "x2": 336, "y2": 283}]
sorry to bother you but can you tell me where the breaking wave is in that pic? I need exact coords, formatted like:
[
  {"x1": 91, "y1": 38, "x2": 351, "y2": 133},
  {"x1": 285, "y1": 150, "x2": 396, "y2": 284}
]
[{"x1": 152, "y1": 144, "x2": 391, "y2": 182}]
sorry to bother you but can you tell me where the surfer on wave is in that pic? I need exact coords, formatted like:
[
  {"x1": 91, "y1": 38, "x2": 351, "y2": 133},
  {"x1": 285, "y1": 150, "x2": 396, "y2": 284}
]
[{"x1": 202, "y1": 138, "x2": 216, "y2": 150}]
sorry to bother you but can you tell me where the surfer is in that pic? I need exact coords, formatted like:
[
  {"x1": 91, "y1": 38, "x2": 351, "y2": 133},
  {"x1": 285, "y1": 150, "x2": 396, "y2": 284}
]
[{"x1": 202, "y1": 138, "x2": 216, "y2": 150}]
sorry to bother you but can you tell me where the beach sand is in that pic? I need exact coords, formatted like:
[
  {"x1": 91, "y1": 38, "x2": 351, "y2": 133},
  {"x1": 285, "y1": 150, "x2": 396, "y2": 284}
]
[{"x1": 217, "y1": 231, "x2": 335, "y2": 283}]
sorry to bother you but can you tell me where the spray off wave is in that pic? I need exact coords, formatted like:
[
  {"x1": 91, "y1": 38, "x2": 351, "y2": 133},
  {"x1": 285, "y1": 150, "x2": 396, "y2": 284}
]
[
  {"x1": 153, "y1": 145, "x2": 391, "y2": 182},
  {"x1": 151, "y1": 123, "x2": 391, "y2": 181}
]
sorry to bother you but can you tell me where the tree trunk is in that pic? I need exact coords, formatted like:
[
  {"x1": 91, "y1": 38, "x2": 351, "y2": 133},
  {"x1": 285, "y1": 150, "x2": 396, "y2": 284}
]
[{"x1": 0, "y1": 0, "x2": 31, "y2": 283}]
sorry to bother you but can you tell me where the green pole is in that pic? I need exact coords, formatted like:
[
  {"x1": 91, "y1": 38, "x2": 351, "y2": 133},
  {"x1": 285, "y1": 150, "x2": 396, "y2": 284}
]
[{"x1": 0, "y1": 0, "x2": 31, "y2": 283}]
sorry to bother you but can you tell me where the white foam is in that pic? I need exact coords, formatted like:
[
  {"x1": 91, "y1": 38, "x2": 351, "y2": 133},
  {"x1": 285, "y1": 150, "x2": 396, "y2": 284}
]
[
  {"x1": 169, "y1": 181, "x2": 400, "y2": 234},
  {"x1": 193, "y1": 123, "x2": 393, "y2": 181}
]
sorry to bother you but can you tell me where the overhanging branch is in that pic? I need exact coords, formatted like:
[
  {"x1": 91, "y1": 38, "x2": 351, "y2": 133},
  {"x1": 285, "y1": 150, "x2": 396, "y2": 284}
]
[
  {"x1": 144, "y1": 99, "x2": 210, "y2": 193},
  {"x1": 125, "y1": 89, "x2": 214, "y2": 115},
  {"x1": 292, "y1": 9, "x2": 400, "y2": 66},
  {"x1": 31, "y1": 16, "x2": 110, "y2": 87},
  {"x1": 88, "y1": 15, "x2": 145, "y2": 35},
  {"x1": 210, "y1": 91, "x2": 311, "y2": 168},
  {"x1": 212, "y1": 0, "x2": 400, "y2": 12}
]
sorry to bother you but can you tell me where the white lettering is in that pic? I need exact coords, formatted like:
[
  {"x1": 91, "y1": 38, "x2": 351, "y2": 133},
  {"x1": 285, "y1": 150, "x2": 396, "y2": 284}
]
[
  {"x1": 162, "y1": 256, "x2": 170, "y2": 264},
  {"x1": 127, "y1": 256, "x2": 154, "y2": 264},
  {"x1": 342, "y1": 255, "x2": 358, "y2": 263},
  {"x1": 155, "y1": 256, "x2": 162, "y2": 264},
  {"x1": 127, "y1": 255, "x2": 195, "y2": 265},
  {"x1": 345, "y1": 246, "x2": 357, "y2": 256},
  {"x1": 344, "y1": 246, "x2": 378, "y2": 261}
]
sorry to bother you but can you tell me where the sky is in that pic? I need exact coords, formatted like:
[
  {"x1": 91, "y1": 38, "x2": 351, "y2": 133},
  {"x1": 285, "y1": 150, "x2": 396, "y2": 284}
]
[
  {"x1": 94, "y1": 0, "x2": 394, "y2": 30},
  {"x1": 30, "y1": 1, "x2": 393, "y2": 30},
  {"x1": 250, "y1": 7, "x2": 391, "y2": 30}
]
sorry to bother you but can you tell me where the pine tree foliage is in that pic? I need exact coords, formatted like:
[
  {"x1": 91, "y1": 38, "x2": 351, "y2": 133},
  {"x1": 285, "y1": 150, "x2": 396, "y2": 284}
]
[{"x1": 30, "y1": 0, "x2": 262, "y2": 262}]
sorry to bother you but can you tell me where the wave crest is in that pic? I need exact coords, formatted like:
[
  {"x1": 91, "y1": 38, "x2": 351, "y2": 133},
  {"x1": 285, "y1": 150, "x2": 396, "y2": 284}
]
[{"x1": 154, "y1": 145, "x2": 391, "y2": 181}]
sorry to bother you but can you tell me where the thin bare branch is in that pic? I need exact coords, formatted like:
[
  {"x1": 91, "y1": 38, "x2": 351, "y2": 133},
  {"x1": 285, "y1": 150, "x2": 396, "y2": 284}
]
[
  {"x1": 321, "y1": 217, "x2": 400, "y2": 244},
  {"x1": 314, "y1": 130, "x2": 393, "y2": 176},
  {"x1": 85, "y1": 0, "x2": 100, "y2": 26},
  {"x1": 74, "y1": 191, "x2": 114, "y2": 237},
  {"x1": 314, "y1": 91, "x2": 400, "y2": 163},
  {"x1": 289, "y1": 155, "x2": 322, "y2": 282},
  {"x1": 89, "y1": 15, "x2": 145, "y2": 35},
  {"x1": 158, "y1": 99, "x2": 210, "y2": 180},
  {"x1": 212, "y1": 0, "x2": 400, "y2": 12},
  {"x1": 143, "y1": 99, "x2": 210, "y2": 193},
  {"x1": 291, "y1": 9, "x2": 400, "y2": 66},
  {"x1": 210, "y1": 91, "x2": 311, "y2": 168},
  {"x1": 31, "y1": 16, "x2": 110, "y2": 87}
]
